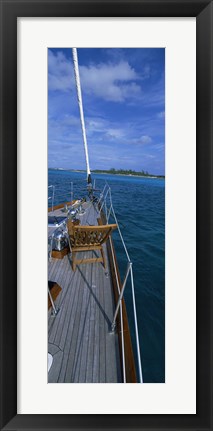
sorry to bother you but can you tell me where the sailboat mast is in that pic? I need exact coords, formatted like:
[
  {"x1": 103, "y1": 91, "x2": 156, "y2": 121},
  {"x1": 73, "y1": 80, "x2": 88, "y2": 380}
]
[{"x1": 72, "y1": 48, "x2": 92, "y2": 184}]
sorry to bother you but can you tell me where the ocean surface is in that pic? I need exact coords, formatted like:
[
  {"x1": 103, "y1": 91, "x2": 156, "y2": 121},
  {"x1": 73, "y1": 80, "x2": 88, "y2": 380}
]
[{"x1": 48, "y1": 169, "x2": 165, "y2": 383}]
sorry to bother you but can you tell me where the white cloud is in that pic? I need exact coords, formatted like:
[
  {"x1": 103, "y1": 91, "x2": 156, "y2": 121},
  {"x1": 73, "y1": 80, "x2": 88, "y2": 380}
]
[
  {"x1": 107, "y1": 128, "x2": 124, "y2": 139},
  {"x1": 48, "y1": 50, "x2": 73, "y2": 92},
  {"x1": 145, "y1": 154, "x2": 155, "y2": 159},
  {"x1": 79, "y1": 61, "x2": 141, "y2": 102},
  {"x1": 142, "y1": 65, "x2": 151, "y2": 79},
  {"x1": 135, "y1": 135, "x2": 152, "y2": 145},
  {"x1": 62, "y1": 115, "x2": 80, "y2": 126},
  {"x1": 48, "y1": 50, "x2": 142, "y2": 102},
  {"x1": 157, "y1": 111, "x2": 165, "y2": 119},
  {"x1": 86, "y1": 118, "x2": 108, "y2": 133}
]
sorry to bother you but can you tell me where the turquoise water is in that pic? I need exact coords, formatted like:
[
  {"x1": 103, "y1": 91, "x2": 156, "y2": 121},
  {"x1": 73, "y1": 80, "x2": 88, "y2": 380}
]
[{"x1": 48, "y1": 169, "x2": 165, "y2": 383}]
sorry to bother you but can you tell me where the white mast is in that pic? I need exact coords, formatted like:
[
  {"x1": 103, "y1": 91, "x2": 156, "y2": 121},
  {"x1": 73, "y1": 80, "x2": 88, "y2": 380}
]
[{"x1": 72, "y1": 48, "x2": 91, "y2": 184}]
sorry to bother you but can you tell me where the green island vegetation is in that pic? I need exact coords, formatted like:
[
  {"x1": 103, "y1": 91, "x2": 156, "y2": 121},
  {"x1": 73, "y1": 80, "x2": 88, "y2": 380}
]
[
  {"x1": 49, "y1": 167, "x2": 165, "y2": 178},
  {"x1": 91, "y1": 168, "x2": 165, "y2": 179}
]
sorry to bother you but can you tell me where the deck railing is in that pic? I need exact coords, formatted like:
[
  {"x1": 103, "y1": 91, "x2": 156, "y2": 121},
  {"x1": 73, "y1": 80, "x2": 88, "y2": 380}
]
[
  {"x1": 48, "y1": 180, "x2": 87, "y2": 210},
  {"x1": 48, "y1": 185, "x2": 55, "y2": 212},
  {"x1": 98, "y1": 183, "x2": 143, "y2": 383}
]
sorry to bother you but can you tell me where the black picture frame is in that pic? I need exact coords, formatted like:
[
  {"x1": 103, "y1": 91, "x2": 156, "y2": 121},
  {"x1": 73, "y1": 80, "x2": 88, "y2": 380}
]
[{"x1": 0, "y1": 0, "x2": 212, "y2": 430}]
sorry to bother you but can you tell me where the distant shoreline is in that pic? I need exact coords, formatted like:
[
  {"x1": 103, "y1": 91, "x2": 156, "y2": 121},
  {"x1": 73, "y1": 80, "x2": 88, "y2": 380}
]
[
  {"x1": 92, "y1": 171, "x2": 161, "y2": 179},
  {"x1": 49, "y1": 168, "x2": 165, "y2": 179}
]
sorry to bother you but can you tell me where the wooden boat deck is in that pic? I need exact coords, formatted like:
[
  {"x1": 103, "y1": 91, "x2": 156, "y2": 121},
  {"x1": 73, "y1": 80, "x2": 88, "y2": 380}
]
[{"x1": 48, "y1": 201, "x2": 122, "y2": 383}]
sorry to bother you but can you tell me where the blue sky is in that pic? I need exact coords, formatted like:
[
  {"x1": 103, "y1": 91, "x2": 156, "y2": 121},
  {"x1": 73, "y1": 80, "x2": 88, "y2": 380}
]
[{"x1": 48, "y1": 48, "x2": 165, "y2": 175}]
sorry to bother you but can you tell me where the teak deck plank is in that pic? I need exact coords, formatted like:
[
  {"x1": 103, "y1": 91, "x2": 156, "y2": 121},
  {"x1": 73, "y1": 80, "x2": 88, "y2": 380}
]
[
  {"x1": 58, "y1": 270, "x2": 83, "y2": 382},
  {"x1": 64, "y1": 268, "x2": 85, "y2": 382},
  {"x1": 92, "y1": 263, "x2": 100, "y2": 383},
  {"x1": 73, "y1": 262, "x2": 91, "y2": 382},
  {"x1": 99, "y1": 263, "x2": 106, "y2": 383},
  {"x1": 48, "y1": 201, "x2": 121, "y2": 383}
]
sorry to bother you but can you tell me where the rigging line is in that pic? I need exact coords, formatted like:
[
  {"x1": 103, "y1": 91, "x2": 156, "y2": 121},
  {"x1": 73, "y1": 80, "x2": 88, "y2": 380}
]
[
  {"x1": 72, "y1": 48, "x2": 92, "y2": 185},
  {"x1": 109, "y1": 236, "x2": 126, "y2": 383},
  {"x1": 130, "y1": 265, "x2": 143, "y2": 383}
]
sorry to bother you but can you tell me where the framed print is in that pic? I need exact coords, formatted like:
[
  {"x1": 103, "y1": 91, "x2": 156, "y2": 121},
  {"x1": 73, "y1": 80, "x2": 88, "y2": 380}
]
[
  {"x1": 18, "y1": 18, "x2": 195, "y2": 414},
  {"x1": 0, "y1": 0, "x2": 212, "y2": 430}
]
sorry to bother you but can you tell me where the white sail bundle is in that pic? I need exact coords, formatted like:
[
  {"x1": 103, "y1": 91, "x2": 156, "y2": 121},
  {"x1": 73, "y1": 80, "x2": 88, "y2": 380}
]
[{"x1": 72, "y1": 48, "x2": 91, "y2": 184}]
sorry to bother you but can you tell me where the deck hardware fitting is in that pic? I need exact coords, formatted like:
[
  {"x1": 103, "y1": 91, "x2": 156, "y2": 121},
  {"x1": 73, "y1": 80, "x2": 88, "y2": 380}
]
[
  {"x1": 110, "y1": 322, "x2": 116, "y2": 333},
  {"x1": 51, "y1": 307, "x2": 60, "y2": 317},
  {"x1": 48, "y1": 287, "x2": 60, "y2": 317},
  {"x1": 78, "y1": 204, "x2": 85, "y2": 215}
]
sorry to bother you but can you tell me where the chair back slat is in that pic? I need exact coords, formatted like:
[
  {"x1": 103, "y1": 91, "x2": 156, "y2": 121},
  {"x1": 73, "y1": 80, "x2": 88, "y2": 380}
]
[{"x1": 72, "y1": 224, "x2": 117, "y2": 247}]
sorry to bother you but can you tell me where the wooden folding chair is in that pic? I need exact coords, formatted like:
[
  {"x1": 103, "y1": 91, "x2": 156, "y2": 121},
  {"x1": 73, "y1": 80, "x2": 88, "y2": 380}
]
[{"x1": 69, "y1": 223, "x2": 117, "y2": 271}]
